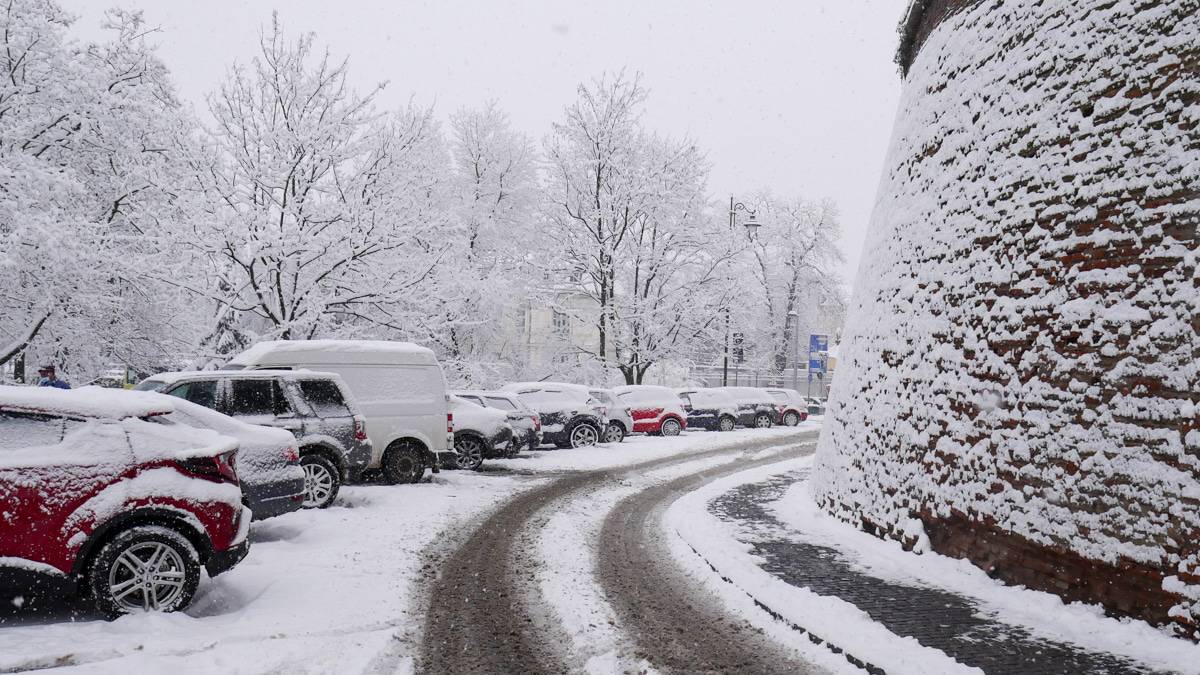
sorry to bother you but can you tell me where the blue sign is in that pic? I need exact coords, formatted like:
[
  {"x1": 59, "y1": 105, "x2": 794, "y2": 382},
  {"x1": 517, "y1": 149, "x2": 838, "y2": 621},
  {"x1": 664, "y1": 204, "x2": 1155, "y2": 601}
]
[
  {"x1": 808, "y1": 334, "x2": 829, "y2": 373},
  {"x1": 809, "y1": 334, "x2": 829, "y2": 353}
]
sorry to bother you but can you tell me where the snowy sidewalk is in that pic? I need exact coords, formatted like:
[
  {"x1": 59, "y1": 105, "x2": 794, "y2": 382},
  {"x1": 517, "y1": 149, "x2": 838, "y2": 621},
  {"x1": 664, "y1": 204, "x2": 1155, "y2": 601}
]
[{"x1": 667, "y1": 458, "x2": 1200, "y2": 675}]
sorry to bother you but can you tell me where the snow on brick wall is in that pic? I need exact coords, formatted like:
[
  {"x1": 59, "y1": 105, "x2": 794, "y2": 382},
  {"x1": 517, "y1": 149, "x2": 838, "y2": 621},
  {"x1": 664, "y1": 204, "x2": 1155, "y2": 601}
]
[{"x1": 813, "y1": 0, "x2": 1199, "y2": 637}]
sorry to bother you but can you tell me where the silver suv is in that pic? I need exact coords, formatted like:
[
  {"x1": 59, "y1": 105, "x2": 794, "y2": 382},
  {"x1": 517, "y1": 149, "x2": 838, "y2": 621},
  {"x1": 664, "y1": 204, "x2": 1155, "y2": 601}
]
[{"x1": 134, "y1": 370, "x2": 372, "y2": 509}]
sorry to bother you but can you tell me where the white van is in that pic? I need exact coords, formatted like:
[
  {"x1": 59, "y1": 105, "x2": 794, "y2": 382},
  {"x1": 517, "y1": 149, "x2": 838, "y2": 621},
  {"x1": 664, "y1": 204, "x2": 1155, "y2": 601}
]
[{"x1": 225, "y1": 340, "x2": 452, "y2": 484}]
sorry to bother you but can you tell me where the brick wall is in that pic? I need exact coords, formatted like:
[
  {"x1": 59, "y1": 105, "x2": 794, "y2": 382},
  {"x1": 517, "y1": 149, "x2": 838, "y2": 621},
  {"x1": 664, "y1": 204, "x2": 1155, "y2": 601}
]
[{"x1": 813, "y1": 0, "x2": 1199, "y2": 637}]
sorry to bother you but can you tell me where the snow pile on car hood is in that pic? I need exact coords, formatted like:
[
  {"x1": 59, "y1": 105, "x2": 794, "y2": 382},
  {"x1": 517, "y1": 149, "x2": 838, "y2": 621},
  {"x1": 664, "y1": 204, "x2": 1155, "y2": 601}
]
[
  {"x1": 0, "y1": 385, "x2": 174, "y2": 419},
  {"x1": 448, "y1": 395, "x2": 509, "y2": 437}
]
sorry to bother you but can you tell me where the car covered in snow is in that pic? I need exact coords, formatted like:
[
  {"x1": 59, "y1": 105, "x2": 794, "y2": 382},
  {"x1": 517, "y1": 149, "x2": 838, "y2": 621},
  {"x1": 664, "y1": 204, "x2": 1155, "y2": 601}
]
[
  {"x1": 134, "y1": 370, "x2": 371, "y2": 509},
  {"x1": 453, "y1": 390, "x2": 541, "y2": 454},
  {"x1": 223, "y1": 340, "x2": 453, "y2": 485},
  {"x1": 500, "y1": 384, "x2": 605, "y2": 449},
  {"x1": 445, "y1": 395, "x2": 514, "y2": 470},
  {"x1": 612, "y1": 385, "x2": 688, "y2": 436},
  {"x1": 676, "y1": 388, "x2": 739, "y2": 432},
  {"x1": 151, "y1": 398, "x2": 305, "y2": 519},
  {"x1": 713, "y1": 387, "x2": 779, "y2": 428},
  {"x1": 504, "y1": 382, "x2": 631, "y2": 444},
  {"x1": 763, "y1": 388, "x2": 811, "y2": 427},
  {"x1": 0, "y1": 386, "x2": 250, "y2": 616}
]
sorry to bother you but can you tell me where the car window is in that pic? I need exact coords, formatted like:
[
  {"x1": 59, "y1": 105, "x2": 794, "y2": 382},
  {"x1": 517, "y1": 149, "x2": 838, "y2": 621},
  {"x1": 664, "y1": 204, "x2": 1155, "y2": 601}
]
[
  {"x1": 484, "y1": 396, "x2": 517, "y2": 411},
  {"x1": 678, "y1": 393, "x2": 693, "y2": 406},
  {"x1": 767, "y1": 391, "x2": 788, "y2": 402},
  {"x1": 165, "y1": 380, "x2": 218, "y2": 409},
  {"x1": 228, "y1": 379, "x2": 276, "y2": 416},
  {"x1": 132, "y1": 378, "x2": 167, "y2": 392},
  {"x1": 0, "y1": 411, "x2": 65, "y2": 451},
  {"x1": 298, "y1": 379, "x2": 351, "y2": 417},
  {"x1": 458, "y1": 395, "x2": 484, "y2": 406},
  {"x1": 590, "y1": 391, "x2": 615, "y2": 406}
]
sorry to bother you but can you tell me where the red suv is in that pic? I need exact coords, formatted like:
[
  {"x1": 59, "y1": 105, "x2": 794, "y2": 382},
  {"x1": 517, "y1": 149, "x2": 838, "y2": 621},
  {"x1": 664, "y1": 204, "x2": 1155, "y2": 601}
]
[
  {"x1": 0, "y1": 386, "x2": 250, "y2": 616},
  {"x1": 612, "y1": 385, "x2": 689, "y2": 436}
]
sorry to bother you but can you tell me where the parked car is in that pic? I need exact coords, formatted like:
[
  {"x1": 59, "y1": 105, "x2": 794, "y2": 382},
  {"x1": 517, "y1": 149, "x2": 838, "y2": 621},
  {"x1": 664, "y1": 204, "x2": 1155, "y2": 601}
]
[
  {"x1": 0, "y1": 386, "x2": 249, "y2": 616},
  {"x1": 454, "y1": 390, "x2": 540, "y2": 454},
  {"x1": 506, "y1": 382, "x2": 631, "y2": 444},
  {"x1": 223, "y1": 340, "x2": 452, "y2": 485},
  {"x1": 445, "y1": 395, "x2": 514, "y2": 470},
  {"x1": 134, "y1": 370, "x2": 370, "y2": 509},
  {"x1": 676, "y1": 388, "x2": 739, "y2": 432},
  {"x1": 612, "y1": 385, "x2": 688, "y2": 436},
  {"x1": 804, "y1": 396, "x2": 827, "y2": 416},
  {"x1": 763, "y1": 388, "x2": 811, "y2": 427},
  {"x1": 152, "y1": 398, "x2": 305, "y2": 519},
  {"x1": 500, "y1": 384, "x2": 605, "y2": 449},
  {"x1": 714, "y1": 387, "x2": 780, "y2": 428}
]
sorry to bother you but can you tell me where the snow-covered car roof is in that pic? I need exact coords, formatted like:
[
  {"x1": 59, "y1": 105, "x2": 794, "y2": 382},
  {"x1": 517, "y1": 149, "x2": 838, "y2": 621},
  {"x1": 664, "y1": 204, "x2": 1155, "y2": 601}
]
[
  {"x1": 0, "y1": 385, "x2": 174, "y2": 419},
  {"x1": 137, "y1": 369, "x2": 348, "y2": 388},
  {"x1": 163, "y1": 398, "x2": 295, "y2": 447},
  {"x1": 227, "y1": 340, "x2": 437, "y2": 368},
  {"x1": 501, "y1": 382, "x2": 592, "y2": 400},
  {"x1": 612, "y1": 385, "x2": 681, "y2": 404}
]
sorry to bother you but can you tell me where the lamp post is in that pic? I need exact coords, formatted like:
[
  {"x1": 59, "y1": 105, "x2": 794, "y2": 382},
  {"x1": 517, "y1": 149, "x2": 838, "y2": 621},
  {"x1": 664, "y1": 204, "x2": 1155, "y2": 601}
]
[
  {"x1": 722, "y1": 196, "x2": 759, "y2": 386},
  {"x1": 788, "y1": 310, "x2": 800, "y2": 390}
]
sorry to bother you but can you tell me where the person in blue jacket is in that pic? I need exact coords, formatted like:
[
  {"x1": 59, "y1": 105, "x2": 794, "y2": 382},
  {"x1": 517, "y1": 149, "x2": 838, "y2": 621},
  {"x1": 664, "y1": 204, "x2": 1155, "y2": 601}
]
[{"x1": 34, "y1": 364, "x2": 71, "y2": 389}]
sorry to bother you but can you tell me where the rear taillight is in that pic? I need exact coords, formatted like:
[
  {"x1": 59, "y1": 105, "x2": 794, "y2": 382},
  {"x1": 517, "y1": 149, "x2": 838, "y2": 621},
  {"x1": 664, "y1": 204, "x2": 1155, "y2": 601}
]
[
  {"x1": 353, "y1": 416, "x2": 368, "y2": 441},
  {"x1": 533, "y1": 414, "x2": 541, "y2": 431},
  {"x1": 177, "y1": 450, "x2": 238, "y2": 484},
  {"x1": 447, "y1": 412, "x2": 454, "y2": 434},
  {"x1": 283, "y1": 445, "x2": 299, "y2": 462}
]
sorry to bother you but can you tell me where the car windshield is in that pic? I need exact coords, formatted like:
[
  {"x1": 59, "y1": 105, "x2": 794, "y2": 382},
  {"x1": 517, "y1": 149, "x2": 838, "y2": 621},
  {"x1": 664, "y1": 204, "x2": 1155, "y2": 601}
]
[{"x1": 132, "y1": 378, "x2": 167, "y2": 392}]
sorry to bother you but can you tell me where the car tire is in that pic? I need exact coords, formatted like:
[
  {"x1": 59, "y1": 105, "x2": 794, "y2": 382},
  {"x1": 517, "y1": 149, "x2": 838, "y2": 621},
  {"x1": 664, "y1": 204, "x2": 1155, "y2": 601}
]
[
  {"x1": 754, "y1": 413, "x2": 773, "y2": 428},
  {"x1": 603, "y1": 422, "x2": 626, "y2": 444},
  {"x1": 568, "y1": 422, "x2": 600, "y2": 448},
  {"x1": 660, "y1": 418, "x2": 682, "y2": 436},
  {"x1": 300, "y1": 453, "x2": 341, "y2": 508},
  {"x1": 784, "y1": 411, "x2": 801, "y2": 427},
  {"x1": 455, "y1": 435, "x2": 486, "y2": 471},
  {"x1": 88, "y1": 525, "x2": 201, "y2": 617},
  {"x1": 382, "y1": 442, "x2": 426, "y2": 484},
  {"x1": 718, "y1": 415, "x2": 736, "y2": 432}
]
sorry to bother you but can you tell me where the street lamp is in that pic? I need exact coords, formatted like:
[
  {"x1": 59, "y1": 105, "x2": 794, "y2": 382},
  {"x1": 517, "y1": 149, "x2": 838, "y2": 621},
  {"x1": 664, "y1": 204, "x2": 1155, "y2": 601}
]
[{"x1": 729, "y1": 197, "x2": 759, "y2": 239}]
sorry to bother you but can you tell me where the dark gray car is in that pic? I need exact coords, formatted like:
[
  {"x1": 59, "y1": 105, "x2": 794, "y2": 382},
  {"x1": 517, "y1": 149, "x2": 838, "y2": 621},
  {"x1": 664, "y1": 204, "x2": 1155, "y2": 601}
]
[{"x1": 134, "y1": 370, "x2": 372, "y2": 509}]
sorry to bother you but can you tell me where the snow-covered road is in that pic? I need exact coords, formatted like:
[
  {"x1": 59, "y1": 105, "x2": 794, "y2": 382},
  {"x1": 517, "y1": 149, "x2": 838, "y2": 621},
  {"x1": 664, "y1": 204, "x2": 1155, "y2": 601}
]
[{"x1": 0, "y1": 425, "x2": 821, "y2": 674}]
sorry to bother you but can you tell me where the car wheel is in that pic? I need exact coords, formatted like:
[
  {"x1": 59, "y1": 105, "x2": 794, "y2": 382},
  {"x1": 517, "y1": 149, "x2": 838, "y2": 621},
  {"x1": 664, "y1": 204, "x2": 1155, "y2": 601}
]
[
  {"x1": 603, "y1": 422, "x2": 625, "y2": 444},
  {"x1": 455, "y1": 435, "x2": 486, "y2": 471},
  {"x1": 718, "y1": 415, "x2": 736, "y2": 432},
  {"x1": 784, "y1": 411, "x2": 800, "y2": 427},
  {"x1": 88, "y1": 526, "x2": 201, "y2": 617},
  {"x1": 660, "y1": 418, "x2": 682, "y2": 436},
  {"x1": 383, "y1": 442, "x2": 426, "y2": 484},
  {"x1": 754, "y1": 413, "x2": 773, "y2": 428},
  {"x1": 300, "y1": 454, "x2": 340, "y2": 508},
  {"x1": 569, "y1": 422, "x2": 599, "y2": 448}
]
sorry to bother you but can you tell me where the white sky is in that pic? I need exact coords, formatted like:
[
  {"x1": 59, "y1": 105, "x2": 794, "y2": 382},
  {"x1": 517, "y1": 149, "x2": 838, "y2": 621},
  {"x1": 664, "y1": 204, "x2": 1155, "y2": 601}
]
[{"x1": 64, "y1": 0, "x2": 905, "y2": 291}]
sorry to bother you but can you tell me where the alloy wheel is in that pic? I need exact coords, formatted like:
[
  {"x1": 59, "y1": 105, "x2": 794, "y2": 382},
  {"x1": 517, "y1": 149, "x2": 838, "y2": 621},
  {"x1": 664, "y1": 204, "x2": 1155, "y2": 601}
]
[
  {"x1": 107, "y1": 542, "x2": 188, "y2": 612},
  {"x1": 604, "y1": 423, "x2": 624, "y2": 444},
  {"x1": 303, "y1": 461, "x2": 335, "y2": 507},
  {"x1": 661, "y1": 419, "x2": 682, "y2": 436},
  {"x1": 571, "y1": 424, "x2": 599, "y2": 448},
  {"x1": 719, "y1": 416, "x2": 735, "y2": 432},
  {"x1": 784, "y1": 412, "x2": 800, "y2": 427},
  {"x1": 755, "y1": 414, "x2": 772, "y2": 428},
  {"x1": 456, "y1": 437, "x2": 485, "y2": 470}
]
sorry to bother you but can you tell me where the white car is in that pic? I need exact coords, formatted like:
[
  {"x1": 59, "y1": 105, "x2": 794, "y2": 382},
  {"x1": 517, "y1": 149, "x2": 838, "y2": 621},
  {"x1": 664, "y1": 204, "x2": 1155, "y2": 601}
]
[
  {"x1": 225, "y1": 340, "x2": 451, "y2": 484},
  {"x1": 446, "y1": 395, "x2": 513, "y2": 470}
]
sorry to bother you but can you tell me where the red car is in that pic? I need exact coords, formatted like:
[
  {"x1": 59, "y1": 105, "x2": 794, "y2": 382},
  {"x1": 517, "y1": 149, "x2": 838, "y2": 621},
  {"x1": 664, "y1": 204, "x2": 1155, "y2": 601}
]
[
  {"x1": 0, "y1": 386, "x2": 250, "y2": 616},
  {"x1": 764, "y1": 388, "x2": 811, "y2": 427},
  {"x1": 612, "y1": 385, "x2": 688, "y2": 436}
]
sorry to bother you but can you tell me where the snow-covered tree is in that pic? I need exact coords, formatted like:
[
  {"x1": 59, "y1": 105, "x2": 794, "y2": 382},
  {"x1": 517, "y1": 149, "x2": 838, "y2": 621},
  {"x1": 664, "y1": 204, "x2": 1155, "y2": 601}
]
[
  {"x1": 191, "y1": 18, "x2": 447, "y2": 353},
  {"x1": 0, "y1": 1, "x2": 203, "y2": 380},
  {"x1": 543, "y1": 72, "x2": 739, "y2": 383}
]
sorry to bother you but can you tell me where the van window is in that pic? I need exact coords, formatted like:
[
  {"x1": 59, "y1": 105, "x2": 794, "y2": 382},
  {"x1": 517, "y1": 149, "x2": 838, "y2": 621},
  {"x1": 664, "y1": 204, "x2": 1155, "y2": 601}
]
[{"x1": 299, "y1": 379, "x2": 351, "y2": 417}]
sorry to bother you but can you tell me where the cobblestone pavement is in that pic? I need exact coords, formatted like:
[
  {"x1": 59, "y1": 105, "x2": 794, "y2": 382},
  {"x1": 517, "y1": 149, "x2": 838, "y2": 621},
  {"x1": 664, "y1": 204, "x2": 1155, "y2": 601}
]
[{"x1": 708, "y1": 470, "x2": 1171, "y2": 675}]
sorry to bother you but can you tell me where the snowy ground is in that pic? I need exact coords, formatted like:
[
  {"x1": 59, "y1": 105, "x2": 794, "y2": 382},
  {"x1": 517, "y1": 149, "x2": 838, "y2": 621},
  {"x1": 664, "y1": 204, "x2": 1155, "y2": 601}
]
[
  {"x1": 0, "y1": 424, "x2": 818, "y2": 674},
  {"x1": 667, "y1": 455, "x2": 1200, "y2": 675}
]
